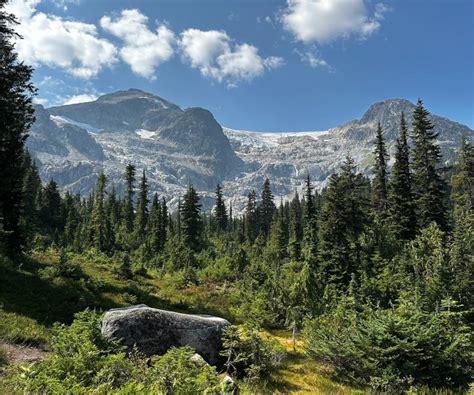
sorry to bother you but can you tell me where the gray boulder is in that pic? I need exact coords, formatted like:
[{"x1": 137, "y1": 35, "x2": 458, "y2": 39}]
[{"x1": 101, "y1": 304, "x2": 230, "y2": 365}]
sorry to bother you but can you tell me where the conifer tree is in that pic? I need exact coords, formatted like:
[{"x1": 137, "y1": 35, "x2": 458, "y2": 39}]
[
  {"x1": 180, "y1": 185, "x2": 203, "y2": 251},
  {"x1": 90, "y1": 173, "x2": 107, "y2": 251},
  {"x1": 388, "y1": 113, "x2": 416, "y2": 240},
  {"x1": 372, "y1": 122, "x2": 389, "y2": 216},
  {"x1": 40, "y1": 180, "x2": 62, "y2": 237},
  {"x1": 0, "y1": 2, "x2": 36, "y2": 252},
  {"x1": 266, "y1": 209, "x2": 288, "y2": 261},
  {"x1": 451, "y1": 137, "x2": 473, "y2": 209},
  {"x1": 148, "y1": 193, "x2": 162, "y2": 253},
  {"x1": 244, "y1": 190, "x2": 258, "y2": 241},
  {"x1": 214, "y1": 183, "x2": 228, "y2": 231},
  {"x1": 259, "y1": 178, "x2": 276, "y2": 236},
  {"x1": 288, "y1": 191, "x2": 303, "y2": 260},
  {"x1": 21, "y1": 152, "x2": 42, "y2": 236},
  {"x1": 122, "y1": 163, "x2": 136, "y2": 232},
  {"x1": 160, "y1": 197, "x2": 168, "y2": 249},
  {"x1": 411, "y1": 100, "x2": 447, "y2": 230},
  {"x1": 134, "y1": 170, "x2": 149, "y2": 240},
  {"x1": 303, "y1": 175, "x2": 318, "y2": 259},
  {"x1": 318, "y1": 156, "x2": 370, "y2": 288}
]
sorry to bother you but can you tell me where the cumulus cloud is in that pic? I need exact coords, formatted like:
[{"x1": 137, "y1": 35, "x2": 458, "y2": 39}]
[
  {"x1": 296, "y1": 49, "x2": 333, "y2": 70},
  {"x1": 179, "y1": 29, "x2": 284, "y2": 86},
  {"x1": 282, "y1": 0, "x2": 388, "y2": 44},
  {"x1": 100, "y1": 9, "x2": 175, "y2": 79},
  {"x1": 6, "y1": 0, "x2": 117, "y2": 79},
  {"x1": 63, "y1": 93, "x2": 98, "y2": 105}
]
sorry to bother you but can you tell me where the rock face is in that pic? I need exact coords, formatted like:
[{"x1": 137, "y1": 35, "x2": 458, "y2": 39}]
[
  {"x1": 101, "y1": 305, "x2": 230, "y2": 365},
  {"x1": 27, "y1": 91, "x2": 473, "y2": 213}
]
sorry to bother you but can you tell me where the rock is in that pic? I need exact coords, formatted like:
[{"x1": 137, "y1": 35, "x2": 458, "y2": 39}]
[
  {"x1": 101, "y1": 304, "x2": 230, "y2": 365},
  {"x1": 222, "y1": 375, "x2": 238, "y2": 394}
]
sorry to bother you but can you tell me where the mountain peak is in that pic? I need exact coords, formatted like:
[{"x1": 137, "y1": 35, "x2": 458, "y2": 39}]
[{"x1": 360, "y1": 98, "x2": 415, "y2": 124}]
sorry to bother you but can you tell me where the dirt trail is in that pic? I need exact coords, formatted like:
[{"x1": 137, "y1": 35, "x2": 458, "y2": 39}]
[{"x1": 0, "y1": 341, "x2": 47, "y2": 365}]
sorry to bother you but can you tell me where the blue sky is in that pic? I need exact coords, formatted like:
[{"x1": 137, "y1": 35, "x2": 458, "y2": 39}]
[{"x1": 7, "y1": 0, "x2": 474, "y2": 131}]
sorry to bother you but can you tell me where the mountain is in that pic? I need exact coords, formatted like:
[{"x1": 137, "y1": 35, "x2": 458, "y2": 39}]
[{"x1": 27, "y1": 92, "x2": 472, "y2": 212}]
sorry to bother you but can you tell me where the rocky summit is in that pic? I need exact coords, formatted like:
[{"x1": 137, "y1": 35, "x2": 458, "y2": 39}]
[{"x1": 27, "y1": 90, "x2": 473, "y2": 212}]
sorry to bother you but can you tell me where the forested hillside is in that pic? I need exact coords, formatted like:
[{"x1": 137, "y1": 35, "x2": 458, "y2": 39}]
[{"x1": 0, "y1": 1, "x2": 473, "y2": 393}]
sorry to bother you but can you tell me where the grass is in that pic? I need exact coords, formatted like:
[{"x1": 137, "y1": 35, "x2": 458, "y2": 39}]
[{"x1": 0, "y1": 311, "x2": 49, "y2": 346}]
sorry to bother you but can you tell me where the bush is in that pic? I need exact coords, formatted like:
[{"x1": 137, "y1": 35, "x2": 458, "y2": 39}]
[
  {"x1": 221, "y1": 323, "x2": 284, "y2": 384},
  {"x1": 9, "y1": 309, "x2": 225, "y2": 394},
  {"x1": 0, "y1": 310, "x2": 49, "y2": 346},
  {"x1": 0, "y1": 346, "x2": 7, "y2": 367},
  {"x1": 303, "y1": 297, "x2": 473, "y2": 392}
]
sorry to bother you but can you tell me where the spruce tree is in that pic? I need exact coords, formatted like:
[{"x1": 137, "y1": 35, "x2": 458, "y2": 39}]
[
  {"x1": 40, "y1": 180, "x2": 62, "y2": 237},
  {"x1": 122, "y1": 163, "x2": 136, "y2": 232},
  {"x1": 134, "y1": 170, "x2": 149, "y2": 240},
  {"x1": 90, "y1": 173, "x2": 107, "y2": 251},
  {"x1": 160, "y1": 197, "x2": 168, "y2": 250},
  {"x1": 303, "y1": 175, "x2": 318, "y2": 259},
  {"x1": 372, "y1": 122, "x2": 389, "y2": 216},
  {"x1": 318, "y1": 156, "x2": 370, "y2": 289},
  {"x1": 388, "y1": 112, "x2": 416, "y2": 240},
  {"x1": 180, "y1": 185, "x2": 203, "y2": 251},
  {"x1": 213, "y1": 183, "x2": 228, "y2": 231},
  {"x1": 288, "y1": 191, "x2": 303, "y2": 260},
  {"x1": 244, "y1": 190, "x2": 258, "y2": 241},
  {"x1": 0, "y1": 2, "x2": 36, "y2": 252},
  {"x1": 148, "y1": 193, "x2": 162, "y2": 253},
  {"x1": 451, "y1": 137, "x2": 473, "y2": 209},
  {"x1": 259, "y1": 178, "x2": 276, "y2": 236},
  {"x1": 21, "y1": 151, "x2": 42, "y2": 236},
  {"x1": 411, "y1": 100, "x2": 447, "y2": 230}
]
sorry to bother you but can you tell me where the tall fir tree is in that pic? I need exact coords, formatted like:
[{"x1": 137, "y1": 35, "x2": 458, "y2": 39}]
[
  {"x1": 90, "y1": 173, "x2": 107, "y2": 251},
  {"x1": 371, "y1": 122, "x2": 389, "y2": 216},
  {"x1": 303, "y1": 175, "x2": 318, "y2": 259},
  {"x1": 0, "y1": 2, "x2": 36, "y2": 253},
  {"x1": 318, "y1": 156, "x2": 370, "y2": 289},
  {"x1": 122, "y1": 163, "x2": 136, "y2": 232},
  {"x1": 411, "y1": 100, "x2": 447, "y2": 230},
  {"x1": 259, "y1": 178, "x2": 276, "y2": 236},
  {"x1": 148, "y1": 193, "x2": 162, "y2": 253},
  {"x1": 213, "y1": 183, "x2": 228, "y2": 231},
  {"x1": 134, "y1": 170, "x2": 149, "y2": 240},
  {"x1": 388, "y1": 112, "x2": 416, "y2": 240},
  {"x1": 244, "y1": 190, "x2": 258, "y2": 241},
  {"x1": 288, "y1": 191, "x2": 303, "y2": 260},
  {"x1": 180, "y1": 185, "x2": 203, "y2": 251}
]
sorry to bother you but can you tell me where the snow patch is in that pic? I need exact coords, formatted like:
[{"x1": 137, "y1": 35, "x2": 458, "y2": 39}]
[
  {"x1": 51, "y1": 115, "x2": 103, "y2": 134},
  {"x1": 135, "y1": 129, "x2": 157, "y2": 139}
]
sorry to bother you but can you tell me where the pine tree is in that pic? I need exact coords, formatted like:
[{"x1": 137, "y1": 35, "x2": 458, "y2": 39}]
[
  {"x1": 134, "y1": 170, "x2": 149, "y2": 241},
  {"x1": 388, "y1": 112, "x2": 416, "y2": 240},
  {"x1": 214, "y1": 183, "x2": 228, "y2": 231},
  {"x1": 21, "y1": 151, "x2": 42, "y2": 237},
  {"x1": 259, "y1": 178, "x2": 276, "y2": 236},
  {"x1": 451, "y1": 137, "x2": 473, "y2": 209},
  {"x1": 160, "y1": 197, "x2": 168, "y2": 250},
  {"x1": 411, "y1": 100, "x2": 447, "y2": 230},
  {"x1": 318, "y1": 156, "x2": 370, "y2": 289},
  {"x1": 0, "y1": 2, "x2": 36, "y2": 253},
  {"x1": 372, "y1": 122, "x2": 389, "y2": 216},
  {"x1": 122, "y1": 163, "x2": 136, "y2": 232},
  {"x1": 40, "y1": 180, "x2": 62, "y2": 237},
  {"x1": 288, "y1": 191, "x2": 303, "y2": 260},
  {"x1": 180, "y1": 185, "x2": 203, "y2": 251},
  {"x1": 266, "y1": 209, "x2": 288, "y2": 261},
  {"x1": 148, "y1": 193, "x2": 162, "y2": 254},
  {"x1": 90, "y1": 173, "x2": 107, "y2": 251},
  {"x1": 244, "y1": 190, "x2": 258, "y2": 241},
  {"x1": 303, "y1": 175, "x2": 318, "y2": 259}
]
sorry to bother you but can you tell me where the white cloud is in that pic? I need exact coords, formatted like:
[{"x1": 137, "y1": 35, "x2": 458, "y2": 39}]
[
  {"x1": 179, "y1": 29, "x2": 284, "y2": 86},
  {"x1": 33, "y1": 97, "x2": 49, "y2": 106},
  {"x1": 296, "y1": 49, "x2": 333, "y2": 70},
  {"x1": 63, "y1": 93, "x2": 98, "y2": 105},
  {"x1": 100, "y1": 9, "x2": 175, "y2": 79},
  {"x1": 282, "y1": 0, "x2": 388, "y2": 44},
  {"x1": 6, "y1": 0, "x2": 117, "y2": 79}
]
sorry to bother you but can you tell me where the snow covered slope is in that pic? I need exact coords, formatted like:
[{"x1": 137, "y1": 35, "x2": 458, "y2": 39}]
[{"x1": 27, "y1": 92, "x2": 473, "y2": 213}]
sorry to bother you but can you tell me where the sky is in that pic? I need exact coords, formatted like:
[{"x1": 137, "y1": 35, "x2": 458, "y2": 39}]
[{"x1": 5, "y1": 0, "x2": 474, "y2": 131}]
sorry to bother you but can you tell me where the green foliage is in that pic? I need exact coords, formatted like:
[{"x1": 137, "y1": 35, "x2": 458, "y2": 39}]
[
  {"x1": 303, "y1": 297, "x2": 473, "y2": 392},
  {"x1": 10, "y1": 310, "x2": 224, "y2": 394},
  {"x1": 0, "y1": 310, "x2": 49, "y2": 346},
  {"x1": 221, "y1": 324, "x2": 284, "y2": 384}
]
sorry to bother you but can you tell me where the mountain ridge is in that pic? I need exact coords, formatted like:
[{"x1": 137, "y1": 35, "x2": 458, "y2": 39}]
[{"x1": 27, "y1": 90, "x2": 473, "y2": 212}]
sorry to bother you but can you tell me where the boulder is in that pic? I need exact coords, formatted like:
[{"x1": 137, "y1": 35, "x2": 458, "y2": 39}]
[{"x1": 101, "y1": 304, "x2": 230, "y2": 365}]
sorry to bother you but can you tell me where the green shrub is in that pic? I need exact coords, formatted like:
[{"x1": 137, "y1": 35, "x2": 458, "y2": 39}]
[
  {"x1": 0, "y1": 310, "x2": 49, "y2": 345},
  {"x1": 221, "y1": 323, "x2": 284, "y2": 384},
  {"x1": 0, "y1": 346, "x2": 7, "y2": 367},
  {"x1": 10, "y1": 309, "x2": 225, "y2": 394},
  {"x1": 303, "y1": 297, "x2": 473, "y2": 392}
]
